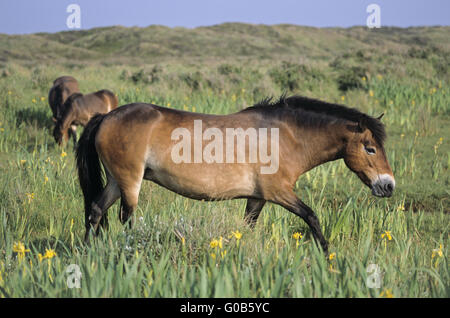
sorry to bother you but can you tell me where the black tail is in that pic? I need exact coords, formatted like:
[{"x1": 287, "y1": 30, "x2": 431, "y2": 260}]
[{"x1": 76, "y1": 113, "x2": 106, "y2": 220}]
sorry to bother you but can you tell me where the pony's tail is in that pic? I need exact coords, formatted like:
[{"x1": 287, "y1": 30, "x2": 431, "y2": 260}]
[{"x1": 76, "y1": 113, "x2": 106, "y2": 219}]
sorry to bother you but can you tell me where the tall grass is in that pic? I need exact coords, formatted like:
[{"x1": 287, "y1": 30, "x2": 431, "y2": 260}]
[{"x1": 0, "y1": 50, "x2": 448, "y2": 297}]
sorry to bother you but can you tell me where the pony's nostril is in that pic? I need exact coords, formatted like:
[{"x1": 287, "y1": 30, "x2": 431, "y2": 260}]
[{"x1": 384, "y1": 182, "x2": 393, "y2": 193}]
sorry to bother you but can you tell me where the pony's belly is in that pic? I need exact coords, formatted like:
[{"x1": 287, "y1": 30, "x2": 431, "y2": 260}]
[{"x1": 143, "y1": 165, "x2": 255, "y2": 200}]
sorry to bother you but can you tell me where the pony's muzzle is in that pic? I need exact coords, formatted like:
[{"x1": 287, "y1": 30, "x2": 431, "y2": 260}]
[{"x1": 371, "y1": 174, "x2": 395, "y2": 198}]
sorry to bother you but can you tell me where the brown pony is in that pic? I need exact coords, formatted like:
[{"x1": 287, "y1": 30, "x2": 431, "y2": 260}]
[
  {"x1": 76, "y1": 95, "x2": 395, "y2": 253},
  {"x1": 48, "y1": 76, "x2": 80, "y2": 144},
  {"x1": 53, "y1": 90, "x2": 118, "y2": 146}
]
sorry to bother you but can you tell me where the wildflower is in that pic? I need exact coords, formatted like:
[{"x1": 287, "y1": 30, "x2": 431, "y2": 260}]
[
  {"x1": 210, "y1": 239, "x2": 219, "y2": 249},
  {"x1": 432, "y1": 244, "x2": 443, "y2": 259},
  {"x1": 400, "y1": 133, "x2": 405, "y2": 139},
  {"x1": 434, "y1": 137, "x2": 443, "y2": 154},
  {"x1": 241, "y1": 88, "x2": 246, "y2": 94},
  {"x1": 397, "y1": 203, "x2": 405, "y2": 211},
  {"x1": 389, "y1": 100, "x2": 393, "y2": 105},
  {"x1": 8, "y1": 91, "x2": 12, "y2": 95},
  {"x1": 231, "y1": 94, "x2": 237, "y2": 102},
  {"x1": 32, "y1": 98, "x2": 37, "y2": 103},
  {"x1": 43, "y1": 249, "x2": 56, "y2": 259},
  {"x1": 328, "y1": 252, "x2": 336, "y2": 261},
  {"x1": 181, "y1": 237, "x2": 185, "y2": 245},
  {"x1": 381, "y1": 231, "x2": 392, "y2": 241},
  {"x1": 44, "y1": 175, "x2": 49, "y2": 184},
  {"x1": 411, "y1": 100, "x2": 415, "y2": 106},
  {"x1": 20, "y1": 159, "x2": 27, "y2": 165},
  {"x1": 376, "y1": 74, "x2": 383, "y2": 80},
  {"x1": 230, "y1": 230, "x2": 242, "y2": 241},
  {"x1": 210, "y1": 253, "x2": 216, "y2": 259},
  {"x1": 183, "y1": 104, "x2": 188, "y2": 111},
  {"x1": 379, "y1": 289, "x2": 394, "y2": 298},
  {"x1": 341, "y1": 96, "x2": 345, "y2": 102},
  {"x1": 369, "y1": 90, "x2": 374, "y2": 97},
  {"x1": 13, "y1": 241, "x2": 30, "y2": 260},
  {"x1": 60, "y1": 151, "x2": 67, "y2": 158},
  {"x1": 292, "y1": 232, "x2": 303, "y2": 248},
  {"x1": 167, "y1": 102, "x2": 171, "y2": 107},
  {"x1": 192, "y1": 106, "x2": 196, "y2": 112},
  {"x1": 362, "y1": 76, "x2": 366, "y2": 82},
  {"x1": 0, "y1": 128, "x2": 4, "y2": 132},
  {"x1": 25, "y1": 192, "x2": 35, "y2": 203},
  {"x1": 40, "y1": 97, "x2": 45, "y2": 102}
]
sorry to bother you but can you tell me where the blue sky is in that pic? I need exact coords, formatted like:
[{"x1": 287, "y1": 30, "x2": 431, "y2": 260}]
[{"x1": 0, "y1": 0, "x2": 449, "y2": 34}]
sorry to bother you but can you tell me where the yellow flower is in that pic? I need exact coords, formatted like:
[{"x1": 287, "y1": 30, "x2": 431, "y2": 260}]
[
  {"x1": 221, "y1": 250, "x2": 227, "y2": 258},
  {"x1": 181, "y1": 237, "x2": 185, "y2": 245},
  {"x1": 44, "y1": 175, "x2": 49, "y2": 184},
  {"x1": 231, "y1": 94, "x2": 237, "y2": 102},
  {"x1": 210, "y1": 239, "x2": 219, "y2": 249},
  {"x1": 400, "y1": 133, "x2": 405, "y2": 139},
  {"x1": 397, "y1": 203, "x2": 405, "y2": 211},
  {"x1": 381, "y1": 231, "x2": 392, "y2": 241},
  {"x1": 8, "y1": 90, "x2": 12, "y2": 95},
  {"x1": 167, "y1": 102, "x2": 171, "y2": 107},
  {"x1": 25, "y1": 192, "x2": 35, "y2": 203},
  {"x1": 43, "y1": 249, "x2": 56, "y2": 259},
  {"x1": 192, "y1": 106, "x2": 196, "y2": 112},
  {"x1": 341, "y1": 96, "x2": 345, "y2": 102},
  {"x1": 230, "y1": 230, "x2": 242, "y2": 241},
  {"x1": 61, "y1": 151, "x2": 67, "y2": 158},
  {"x1": 377, "y1": 74, "x2": 383, "y2": 80},
  {"x1": 369, "y1": 90, "x2": 374, "y2": 97},
  {"x1": 411, "y1": 100, "x2": 415, "y2": 106},
  {"x1": 32, "y1": 98, "x2": 37, "y2": 103},
  {"x1": 38, "y1": 253, "x2": 44, "y2": 262},
  {"x1": 210, "y1": 253, "x2": 216, "y2": 259},
  {"x1": 40, "y1": 97, "x2": 45, "y2": 102},
  {"x1": 183, "y1": 104, "x2": 188, "y2": 111},
  {"x1": 20, "y1": 159, "x2": 27, "y2": 165},
  {"x1": 362, "y1": 76, "x2": 366, "y2": 82},
  {"x1": 379, "y1": 289, "x2": 394, "y2": 298},
  {"x1": 0, "y1": 128, "x2": 4, "y2": 132},
  {"x1": 13, "y1": 241, "x2": 30, "y2": 260},
  {"x1": 292, "y1": 232, "x2": 303, "y2": 240},
  {"x1": 328, "y1": 252, "x2": 336, "y2": 261},
  {"x1": 432, "y1": 244, "x2": 443, "y2": 259}
]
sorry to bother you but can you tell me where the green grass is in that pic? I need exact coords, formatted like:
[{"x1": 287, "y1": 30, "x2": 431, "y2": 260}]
[{"x1": 0, "y1": 24, "x2": 449, "y2": 298}]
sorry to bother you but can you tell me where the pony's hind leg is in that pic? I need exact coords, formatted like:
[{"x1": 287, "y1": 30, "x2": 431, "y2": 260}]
[
  {"x1": 85, "y1": 177, "x2": 121, "y2": 240},
  {"x1": 69, "y1": 125, "x2": 77, "y2": 150},
  {"x1": 118, "y1": 182, "x2": 142, "y2": 229},
  {"x1": 244, "y1": 199, "x2": 266, "y2": 228}
]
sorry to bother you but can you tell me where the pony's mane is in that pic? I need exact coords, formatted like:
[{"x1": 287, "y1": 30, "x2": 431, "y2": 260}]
[{"x1": 241, "y1": 95, "x2": 386, "y2": 145}]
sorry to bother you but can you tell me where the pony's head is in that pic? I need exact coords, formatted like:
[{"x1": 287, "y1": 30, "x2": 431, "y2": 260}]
[
  {"x1": 53, "y1": 120, "x2": 67, "y2": 146},
  {"x1": 343, "y1": 114, "x2": 395, "y2": 197}
]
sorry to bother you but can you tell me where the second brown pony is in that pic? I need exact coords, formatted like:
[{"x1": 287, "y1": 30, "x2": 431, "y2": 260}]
[
  {"x1": 48, "y1": 76, "x2": 80, "y2": 144},
  {"x1": 53, "y1": 89, "x2": 118, "y2": 146}
]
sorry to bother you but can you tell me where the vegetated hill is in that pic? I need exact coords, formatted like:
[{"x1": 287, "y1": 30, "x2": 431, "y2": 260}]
[{"x1": 0, "y1": 23, "x2": 449, "y2": 65}]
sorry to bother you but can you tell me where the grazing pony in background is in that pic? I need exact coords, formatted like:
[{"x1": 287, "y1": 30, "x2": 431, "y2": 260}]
[
  {"x1": 48, "y1": 76, "x2": 80, "y2": 144},
  {"x1": 53, "y1": 89, "x2": 118, "y2": 147},
  {"x1": 76, "y1": 95, "x2": 395, "y2": 254}
]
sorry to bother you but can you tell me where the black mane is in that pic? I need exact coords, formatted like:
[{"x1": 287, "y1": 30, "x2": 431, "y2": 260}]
[{"x1": 242, "y1": 95, "x2": 386, "y2": 145}]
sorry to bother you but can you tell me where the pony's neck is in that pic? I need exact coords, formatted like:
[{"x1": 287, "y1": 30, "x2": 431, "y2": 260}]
[
  {"x1": 294, "y1": 122, "x2": 349, "y2": 175},
  {"x1": 59, "y1": 100, "x2": 77, "y2": 132}
]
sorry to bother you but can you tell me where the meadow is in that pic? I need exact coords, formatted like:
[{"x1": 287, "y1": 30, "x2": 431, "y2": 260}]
[{"x1": 0, "y1": 24, "x2": 448, "y2": 297}]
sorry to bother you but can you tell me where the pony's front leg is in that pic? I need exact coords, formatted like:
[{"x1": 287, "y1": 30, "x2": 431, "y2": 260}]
[{"x1": 274, "y1": 191, "x2": 329, "y2": 255}]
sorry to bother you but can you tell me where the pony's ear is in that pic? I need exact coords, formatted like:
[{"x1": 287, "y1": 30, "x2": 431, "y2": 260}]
[
  {"x1": 358, "y1": 116, "x2": 368, "y2": 132},
  {"x1": 377, "y1": 113, "x2": 384, "y2": 120}
]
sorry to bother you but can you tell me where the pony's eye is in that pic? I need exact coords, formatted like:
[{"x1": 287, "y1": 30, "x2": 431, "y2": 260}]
[{"x1": 365, "y1": 147, "x2": 376, "y2": 155}]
